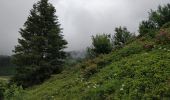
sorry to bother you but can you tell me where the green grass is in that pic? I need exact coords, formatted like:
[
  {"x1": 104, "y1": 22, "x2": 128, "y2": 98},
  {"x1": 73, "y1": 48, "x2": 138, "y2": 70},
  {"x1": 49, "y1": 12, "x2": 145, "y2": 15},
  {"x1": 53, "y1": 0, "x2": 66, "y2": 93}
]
[
  {"x1": 5, "y1": 27, "x2": 170, "y2": 99},
  {"x1": 21, "y1": 38, "x2": 170, "y2": 99}
]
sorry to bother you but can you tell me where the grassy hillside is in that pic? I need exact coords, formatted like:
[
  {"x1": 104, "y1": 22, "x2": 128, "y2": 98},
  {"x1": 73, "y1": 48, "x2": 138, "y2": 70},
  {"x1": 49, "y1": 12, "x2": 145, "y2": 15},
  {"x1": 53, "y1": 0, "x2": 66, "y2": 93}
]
[{"x1": 23, "y1": 27, "x2": 170, "y2": 99}]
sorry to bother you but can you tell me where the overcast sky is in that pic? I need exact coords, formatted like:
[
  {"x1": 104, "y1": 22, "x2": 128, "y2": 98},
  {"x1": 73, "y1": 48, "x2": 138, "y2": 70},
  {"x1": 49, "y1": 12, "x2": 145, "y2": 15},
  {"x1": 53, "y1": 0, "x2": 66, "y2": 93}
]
[{"x1": 0, "y1": 0, "x2": 169, "y2": 55}]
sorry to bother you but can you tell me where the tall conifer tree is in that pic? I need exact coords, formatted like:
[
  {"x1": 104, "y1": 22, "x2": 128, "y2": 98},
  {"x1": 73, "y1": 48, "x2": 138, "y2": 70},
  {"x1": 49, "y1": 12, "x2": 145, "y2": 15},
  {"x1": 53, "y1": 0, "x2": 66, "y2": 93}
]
[{"x1": 12, "y1": 0, "x2": 67, "y2": 87}]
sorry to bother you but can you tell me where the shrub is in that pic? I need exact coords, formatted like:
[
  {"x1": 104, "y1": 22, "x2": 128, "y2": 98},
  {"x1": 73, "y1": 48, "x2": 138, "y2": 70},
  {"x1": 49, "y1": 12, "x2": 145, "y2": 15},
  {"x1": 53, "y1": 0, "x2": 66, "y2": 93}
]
[
  {"x1": 161, "y1": 22, "x2": 170, "y2": 29},
  {"x1": 139, "y1": 4, "x2": 170, "y2": 36},
  {"x1": 0, "y1": 81, "x2": 25, "y2": 100},
  {"x1": 143, "y1": 42, "x2": 154, "y2": 51},
  {"x1": 113, "y1": 26, "x2": 134, "y2": 48},
  {"x1": 149, "y1": 4, "x2": 170, "y2": 28},
  {"x1": 82, "y1": 64, "x2": 98, "y2": 78},
  {"x1": 94, "y1": 55, "x2": 111, "y2": 68},
  {"x1": 156, "y1": 29, "x2": 170, "y2": 44},
  {"x1": 80, "y1": 60, "x2": 93, "y2": 69},
  {"x1": 86, "y1": 47, "x2": 96, "y2": 59},
  {"x1": 4, "y1": 84, "x2": 25, "y2": 100},
  {"x1": 118, "y1": 43, "x2": 143, "y2": 57},
  {"x1": 115, "y1": 53, "x2": 170, "y2": 99},
  {"x1": 0, "y1": 81, "x2": 6, "y2": 99},
  {"x1": 87, "y1": 34, "x2": 113, "y2": 58},
  {"x1": 139, "y1": 20, "x2": 157, "y2": 37},
  {"x1": 82, "y1": 80, "x2": 118, "y2": 100}
]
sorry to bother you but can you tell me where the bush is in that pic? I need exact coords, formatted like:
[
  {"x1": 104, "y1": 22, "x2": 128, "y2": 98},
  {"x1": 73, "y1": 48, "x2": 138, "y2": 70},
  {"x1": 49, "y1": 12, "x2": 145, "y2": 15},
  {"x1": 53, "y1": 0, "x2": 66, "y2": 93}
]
[
  {"x1": 82, "y1": 80, "x2": 118, "y2": 100},
  {"x1": 143, "y1": 42, "x2": 154, "y2": 51},
  {"x1": 117, "y1": 42, "x2": 143, "y2": 57},
  {"x1": 114, "y1": 53, "x2": 170, "y2": 99},
  {"x1": 87, "y1": 34, "x2": 113, "y2": 58},
  {"x1": 94, "y1": 55, "x2": 111, "y2": 68},
  {"x1": 156, "y1": 29, "x2": 170, "y2": 44},
  {"x1": 0, "y1": 81, "x2": 6, "y2": 99},
  {"x1": 139, "y1": 20, "x2": 157, "y2": 37},
  {"x1": 149, "y1": 4, "x2": 170, "y2": 28},
  {"x1": 113, "y1": 26, "x2": 134, "y2": 48},
  {"x1": 139, "y1": 4, "x2": 170, "y2": 36},
  {"x1": 161, "y1": 22, "x2": 170, "y2": 29},
  {"x1": 82, "y1": 64, "x2": 98, "y2": 78},
  {"x1": 0, "y1": 81, "x2": 25, "y2": 100},
  {"x1": 4, "y1": 84, "x2": 25, "y2": 100}
]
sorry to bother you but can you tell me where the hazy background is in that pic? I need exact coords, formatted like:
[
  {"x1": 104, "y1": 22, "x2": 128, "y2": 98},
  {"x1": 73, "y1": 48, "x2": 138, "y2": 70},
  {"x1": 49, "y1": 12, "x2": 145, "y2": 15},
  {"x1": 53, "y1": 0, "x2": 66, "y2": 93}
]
[{"x1": 0, "y1": 0, "x2": 169, "y2": 55}]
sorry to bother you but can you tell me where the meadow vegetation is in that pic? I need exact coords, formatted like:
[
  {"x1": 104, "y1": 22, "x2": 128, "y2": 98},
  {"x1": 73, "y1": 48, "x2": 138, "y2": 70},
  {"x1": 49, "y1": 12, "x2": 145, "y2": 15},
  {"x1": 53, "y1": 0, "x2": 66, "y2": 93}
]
[{"x1": 1, "y1": 1, "x2": 170, "y2": 100}]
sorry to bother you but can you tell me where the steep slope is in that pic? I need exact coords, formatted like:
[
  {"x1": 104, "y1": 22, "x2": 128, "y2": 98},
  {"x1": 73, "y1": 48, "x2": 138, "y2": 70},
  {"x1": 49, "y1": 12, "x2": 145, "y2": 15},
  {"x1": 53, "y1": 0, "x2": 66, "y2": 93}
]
[{"x1": 24, "y1": 28, "x2": 170, "y2": 100}]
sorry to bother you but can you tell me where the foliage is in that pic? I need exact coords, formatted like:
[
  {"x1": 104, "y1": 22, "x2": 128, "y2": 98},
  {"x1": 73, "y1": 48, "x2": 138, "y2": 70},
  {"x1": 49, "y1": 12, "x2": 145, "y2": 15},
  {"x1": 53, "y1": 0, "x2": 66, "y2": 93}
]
[
  {"x1": 138, "y1": 20, "x2": 157, "y2": 37},
  {"x1": 113, "y1": 26, "x2": 134, "y2": 48},
  {"x1": 12, "y1": 0, "x2": 67, "y2": 88},
  {"x1": 87, "y1": 34, "x2": 113, "y2": 58},
  {"x1": 4, "y1": 84, "x2": 26, "y2": 100},
  {"x1": 115, "y1": 51, "x2": 170, "y2": 99},
  {"x1": 0, "y1": 81, "x2": 6, "y2": 99},
  {"x1": 81, "y1": 54, "x2": 112, "y2": 79},
  {"x1": 149, "y1": 4, "x2": 170, "y2": 28},
  {"x1": 116, "y1": 41, "x2": 143, "y2": 57},
  {"x1": 142, "y1": 41, "x2": 155, "y2": 51},
  {"x1": 161, "y1": 22, "x2": 170, "y2": 29},
  {"x1": 82, "y1": 64, "x2": 97, "y2": 78},
  {"x1": 5, "y1": 2, "x2": 170, "y2": 100},
  {"x1": 156, "y1": 29, "x2": 170, "y2": 44},
  {"x1": 0, "y1": 81, "x2": 26, "y2": 100},
  {"x1": 19, "y1": 38, "x2": 170, "y2": 100},
  {"x1": 82, "y1": 41, "x2": 143, "y2": 79},
  {"x1": 139, "y1": 3, "x2": 170, "y2": 36},
  {"x1": 86, "y1": 47, "x2": 96, "y2": 59}
]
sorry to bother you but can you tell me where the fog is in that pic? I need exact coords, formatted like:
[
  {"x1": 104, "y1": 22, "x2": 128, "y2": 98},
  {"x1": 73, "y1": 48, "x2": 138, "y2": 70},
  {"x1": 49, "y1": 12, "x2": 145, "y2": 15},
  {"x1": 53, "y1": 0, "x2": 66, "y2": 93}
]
[{"x1": 0, "y1": 0, "x2": 169, "y2": 55}]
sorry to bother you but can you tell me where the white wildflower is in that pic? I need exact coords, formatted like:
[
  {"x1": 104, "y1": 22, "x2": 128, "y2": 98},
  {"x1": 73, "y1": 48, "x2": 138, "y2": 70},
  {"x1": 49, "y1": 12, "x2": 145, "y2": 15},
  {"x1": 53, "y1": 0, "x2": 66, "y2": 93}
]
[
  {"x1": 144, "y1": 53, "x2": 148, "y2": 55},
  {"x1": 93, "y1": 86, "x2": 96, "y2": 88},
  {"x1": 122, "y1": 84, "x2": 125, "y2": 87},
  {"x1": 120, "y1": 88, "x2": 124, "y2": 91}
]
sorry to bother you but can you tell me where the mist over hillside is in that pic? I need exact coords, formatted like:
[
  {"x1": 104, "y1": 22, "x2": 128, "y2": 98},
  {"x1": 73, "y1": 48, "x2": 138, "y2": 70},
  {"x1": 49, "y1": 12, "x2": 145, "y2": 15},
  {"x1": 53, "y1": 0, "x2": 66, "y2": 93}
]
[
  {"x1": 0, "y1": 0, "x2": 169, "y2": 55},
  {"x1": 1, "y1": 0, "x2": 170, "y2": 100}
]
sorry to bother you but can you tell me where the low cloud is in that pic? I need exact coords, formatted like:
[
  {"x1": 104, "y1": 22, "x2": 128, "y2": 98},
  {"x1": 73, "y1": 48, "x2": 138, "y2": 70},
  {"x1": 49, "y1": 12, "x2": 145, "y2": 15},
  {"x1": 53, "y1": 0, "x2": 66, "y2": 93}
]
[{"x1": 0, "y1": 0, "x2": 169, "y2": 54}]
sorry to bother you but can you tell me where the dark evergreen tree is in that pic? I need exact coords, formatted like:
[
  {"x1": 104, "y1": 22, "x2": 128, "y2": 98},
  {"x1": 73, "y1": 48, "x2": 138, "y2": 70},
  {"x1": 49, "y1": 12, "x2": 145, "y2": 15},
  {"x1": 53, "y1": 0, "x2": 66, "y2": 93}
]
[{"x1": 12, "y1": 0, "x2": 67, "y2": 87}]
